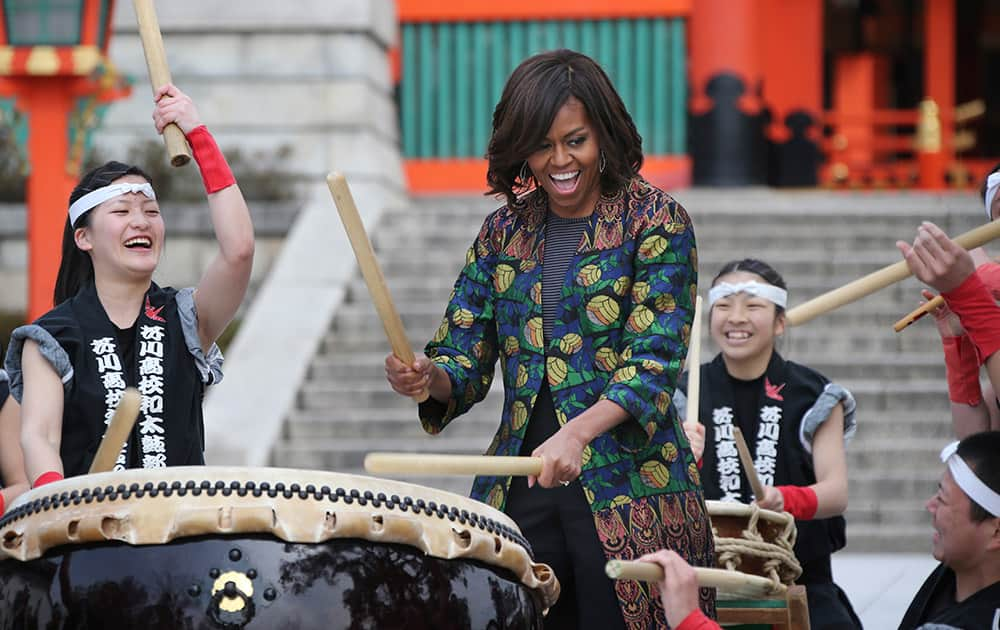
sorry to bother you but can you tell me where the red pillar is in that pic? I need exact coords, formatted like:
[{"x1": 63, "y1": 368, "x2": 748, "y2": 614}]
[
  {"x1": 21, "y1": 80, "x2": 81, "y2": 321},
  {"x1": 688, "y1": 0, "x2": 764, "y2": 186},
  {"x1": 758, "y1": 0, "x2": 823, "y2": 143},
  {"x1": 922, "y1": 0, "x2": 954, "y2": 189},
  {"x1": 757, "y1": 0, "x2": 823, "y2": 186}
]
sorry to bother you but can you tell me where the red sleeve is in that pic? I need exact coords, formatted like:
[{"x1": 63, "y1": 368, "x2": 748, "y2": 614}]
[
  {"x1": 674, "y1": 609, "x2": 722, "y2": 630},
  {"x1": 976, "y1": 261, "x2": 1000, "y2": 300}
]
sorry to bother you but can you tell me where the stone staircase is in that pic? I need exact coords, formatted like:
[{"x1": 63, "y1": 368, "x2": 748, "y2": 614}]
[{"x1": 271, "y1": 188, "x2": 985, "y2": 552}]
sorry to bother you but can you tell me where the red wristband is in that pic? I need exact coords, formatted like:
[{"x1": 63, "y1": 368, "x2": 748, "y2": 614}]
[
  {"x1": 0, "y1": 491, "x2": 5, "y2": 515},
  {"x1": 942, "y1": 272, "x2": 1000, "y2": 364},
  {"x1": 942, "y1": 335, "x2": 982, "y2": 405},
  {"x1": 186, "y1": 125, "x2": 235, "y2": 194},
  {"x1": 776, "y1": 485, "x2": 818, "y2": 520},
  {"x1": 32, "y1": 471, "x2": 64, "y2": 488}
]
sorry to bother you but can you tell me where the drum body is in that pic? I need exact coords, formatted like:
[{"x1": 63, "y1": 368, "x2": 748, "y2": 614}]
[
  {"x1": 0, "y1": 467, "x2": 559, "y2": 630},
  {"x1": 705, "y1": 500, "x2": 802, "y2": 596}
]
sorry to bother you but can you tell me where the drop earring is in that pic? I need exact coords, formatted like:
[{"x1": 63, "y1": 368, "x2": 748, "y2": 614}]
[{"x1": 519, "y1": 161, "x2": 531, "y2": 185}]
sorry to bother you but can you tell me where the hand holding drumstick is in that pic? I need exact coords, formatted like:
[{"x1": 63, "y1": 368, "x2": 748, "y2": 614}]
[{"x1": 384, "y1": 354, "x2": 449, "y2": 402}]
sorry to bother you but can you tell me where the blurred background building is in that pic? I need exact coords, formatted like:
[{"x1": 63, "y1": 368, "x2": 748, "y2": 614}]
[{"x1": 0, "y1": 1, "x2": 996, "y2": 571}]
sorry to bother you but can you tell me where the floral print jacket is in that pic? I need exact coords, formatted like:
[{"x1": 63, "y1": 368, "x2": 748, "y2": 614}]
[{"x1": 419, "y1": 178, "x2": 714, "y2": 627}]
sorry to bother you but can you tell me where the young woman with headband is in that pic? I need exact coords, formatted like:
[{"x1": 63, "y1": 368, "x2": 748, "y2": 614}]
[
  {"x1": 674, "y1": 258, "x2": 862, "y2": 630},
  {"x1": 4, "y1": 84, "x2": 254, "y2": 488}
]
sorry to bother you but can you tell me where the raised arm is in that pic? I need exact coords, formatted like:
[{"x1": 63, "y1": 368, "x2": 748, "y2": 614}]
[
  {"x1": 898, "y1": 222, "x2": 1000, "y2": 405},
  {"x1": 152, "y1": 84, "x2": 255, "y2": 353},
  {"x1": 19, "y1": 341, "x2": 66, "y2": 484}
]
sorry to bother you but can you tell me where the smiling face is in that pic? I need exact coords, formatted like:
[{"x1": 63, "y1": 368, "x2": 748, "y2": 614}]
[
  {"x1": 709, "y1": 271, "x2": 785, "y2": 376},
  {"x1": 926, "y1": 468, "x2": 995, "y2": 571},
  {"x1": 525, "y1": 96, "x2": 602, "y2": 219},
  {"x1": 74, "y1": 174, "x2": 164, "y2": 281}
]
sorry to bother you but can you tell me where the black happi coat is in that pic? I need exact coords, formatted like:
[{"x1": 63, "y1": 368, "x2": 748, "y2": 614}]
[
  {"x1": 8, "y1": 283, "x2": 208, "y2": 477},
  {"x1": 898, "y1": 563, "x2": 1000, "y2": 630},
  {"x1": 677, "y1": 352, "x2": 854, "y2": 585}
]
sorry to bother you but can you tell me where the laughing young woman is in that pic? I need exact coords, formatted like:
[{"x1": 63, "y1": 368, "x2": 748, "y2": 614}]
[
  {"x1": 5, "y1": 84, "x2": 254, "y2": 488},
  {"x1": 385, "y1": 49, "x2": 712, "y2": 628},
  {"x1": 675, "y1": 259, "x2": 862, "y2": 630}
]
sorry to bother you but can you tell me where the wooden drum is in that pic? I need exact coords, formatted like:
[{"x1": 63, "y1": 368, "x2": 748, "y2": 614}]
[
  {"x1": 706, "y1": 500, "x2": 802, "y2": 598},
  {"x1": 0, "y1": 467, "x2": 559, "y2": 629}
]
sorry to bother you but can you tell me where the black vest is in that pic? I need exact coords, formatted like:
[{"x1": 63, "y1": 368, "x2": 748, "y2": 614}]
[
  {"x1": 680, "y1": 353, "x2": 847, "y2": 584},
  {"x1": 36, "y1": 282, "x2": 205, "y2": 477}
]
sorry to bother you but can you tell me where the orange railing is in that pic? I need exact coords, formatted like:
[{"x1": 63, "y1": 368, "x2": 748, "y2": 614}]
[{"x1": 819, "y1": 99, "x2": 990, "y2": 189}]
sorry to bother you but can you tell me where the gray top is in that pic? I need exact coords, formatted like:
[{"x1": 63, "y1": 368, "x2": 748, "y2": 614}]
[{"x1": 542, "y1": 212, "x2": 590, "y2": 341}]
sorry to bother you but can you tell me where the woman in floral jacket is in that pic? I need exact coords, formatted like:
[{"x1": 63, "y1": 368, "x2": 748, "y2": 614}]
[{"x1": 386, "y1": 49, "x2": 713, "y2": 629}]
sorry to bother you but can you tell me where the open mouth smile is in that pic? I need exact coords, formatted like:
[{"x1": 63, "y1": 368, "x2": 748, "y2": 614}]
[{"x1": 124, "y1": 237, "x2": 152, "y2": 249}]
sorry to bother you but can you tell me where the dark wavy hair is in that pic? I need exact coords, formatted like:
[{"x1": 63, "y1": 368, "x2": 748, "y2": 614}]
[
  {"x1": 711, "y1": 258, "x2": 788, "y2": 317},
  {"x1": 54, "y1": 161, "x2": 153, "y2": 306},
  {"x1": 486, "y1": 49, "x2": 643, "y2": 208},
  {"x1": 956, "y1": 431, "x2": 1000, "y2": 522}
]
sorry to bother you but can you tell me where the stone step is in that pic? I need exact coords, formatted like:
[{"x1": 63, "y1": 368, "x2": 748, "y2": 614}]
[
  {"x1": 345, "y1": 273, "x2": 931, "y2": 310},
  {"x1": 276, "y1": 192, "x2": 984, "y2": 554},
  {"x1": 319, "y1": 327, "x2": 953, "y2": 356},
  {"x1": 847, "y1": 470, "x2": 939, "y2": 498},
  {"x1": 840, "y1": 524, "x2": 930, "y2": 553},
  {"x1": 851, "y1": 416, "x2": 955, "y2": 440},
  {"x1": 294, "y1": 379, "x2": 946, "y2": 415},
  {"x1": 845, "y1": 437, "x2": 950, "y2": 471},
  {"x1": 845, "y1": 499, "x2": 929, "y2": 528},
  {"x1": 283, "y1": 409, "x2": 499, "y2": 441},
  {"x1": 329, "y1": 302, "x2": 946, "y2": 336},
  {"x1": 347, "y1": 258, "x2": 931, "y2": 292},
  {"x1": 305, "y1": 350, "x2": 945, "y2": 383},
  {"x1": 376, "y1": 252, "x2": 916, "y2": 280},
  {"x1": 270, "y1": 437, "x2": 493, "y2": 471}
]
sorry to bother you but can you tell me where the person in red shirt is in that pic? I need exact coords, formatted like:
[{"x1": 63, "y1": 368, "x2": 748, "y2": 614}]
[
  {"x1": 917, "y1": 165, "x2": 1000, "y2": 438},
  {"x1": 638, "y1": 550, "x2": 721, "y2": 630}
]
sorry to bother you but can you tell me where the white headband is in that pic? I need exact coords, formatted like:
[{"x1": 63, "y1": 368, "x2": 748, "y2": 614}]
[
  {"x1": 940, "y1": 441, "x2": 1000, "y2": 517},
  {"x1": 68, "y1": 182, "x2": 156, "y2": 227},
  {"x1": 985, "y1": 172, "x2": 1000, "y2": 221},
  {"x1": 708, "y1": 281, "x2": 788, "y2": 309}
]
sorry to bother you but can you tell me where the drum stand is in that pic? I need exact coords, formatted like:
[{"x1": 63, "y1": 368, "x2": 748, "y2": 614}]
[{"x1": 716, "y1": 584, "x2": 811, "y2": 629}]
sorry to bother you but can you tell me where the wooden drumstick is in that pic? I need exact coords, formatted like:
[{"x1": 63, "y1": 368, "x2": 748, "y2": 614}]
[
  {"x1": 785, "y1": 218, "x2": 1000, "y2": 326},
  {"x1": 364, "y1": 453, "x2": 543, "y2": 477},
  {"x1": 733, "y1": 427, "x2": 767, "y2": 502},
  {"x1": 327, "y1": 172, "x2": 429, "y2": 402},
  {"x1": 893, "y1": 295, "x2": 945, "y2": 332},
  {"x1": 605, "y1": 561, "x2": 785, "y2": 598},
  {"x1": 684, "y1": 296, "x2": 703, "y2": 427},
  {"x1": 88, "y1": 388, "x2": 141, "y2": 475},
  {"x1": 133, "y1": 0, "x2": 191, "y2": 167}
]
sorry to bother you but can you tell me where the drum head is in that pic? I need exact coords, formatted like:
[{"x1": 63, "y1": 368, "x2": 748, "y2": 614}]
[{"x1": 0, "y1": 466, "x2": 558, "y2": 609}]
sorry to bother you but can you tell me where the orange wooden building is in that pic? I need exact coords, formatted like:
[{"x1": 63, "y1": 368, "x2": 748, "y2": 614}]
[
  {"x1": 0, "y1": 0, "x2": 129, "y2": 320},
  {"x1": 395, "y1": 0, "x2": 1000, "y2": 192}
]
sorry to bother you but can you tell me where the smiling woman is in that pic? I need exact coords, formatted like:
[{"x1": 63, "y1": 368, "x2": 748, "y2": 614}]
[
  {"x1": 384, "y1": 49, "x2": 710, "y2": 629},
  {"x1": 674, "y1": 258, "x2": 863, "y2": 630},
  {"x1": 3, "y1": 85, "x2": 255, "y2": 487}
]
